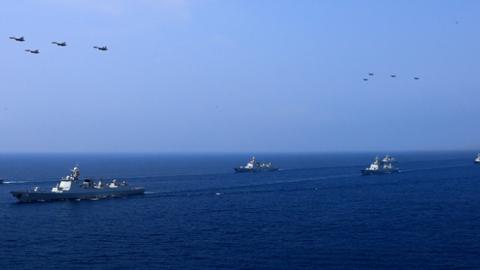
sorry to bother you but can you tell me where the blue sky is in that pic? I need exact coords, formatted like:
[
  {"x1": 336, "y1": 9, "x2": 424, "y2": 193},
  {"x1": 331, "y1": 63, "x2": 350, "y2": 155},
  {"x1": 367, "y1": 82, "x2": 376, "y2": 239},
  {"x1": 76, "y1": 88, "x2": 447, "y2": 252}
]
[{"x1": 1, "y1": 0, "x2": 479, "y2": 152}]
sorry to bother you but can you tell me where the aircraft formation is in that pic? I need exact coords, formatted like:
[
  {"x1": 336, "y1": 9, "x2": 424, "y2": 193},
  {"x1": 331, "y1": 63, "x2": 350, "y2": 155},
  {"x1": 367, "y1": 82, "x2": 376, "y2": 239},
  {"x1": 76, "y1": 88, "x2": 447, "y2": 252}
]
[
  {"x1": 9, "y1": 35, "x2": 108, "y2": 54},
  {"x1": 362, "y1": 72, "x2": 420, "y2": 82}
]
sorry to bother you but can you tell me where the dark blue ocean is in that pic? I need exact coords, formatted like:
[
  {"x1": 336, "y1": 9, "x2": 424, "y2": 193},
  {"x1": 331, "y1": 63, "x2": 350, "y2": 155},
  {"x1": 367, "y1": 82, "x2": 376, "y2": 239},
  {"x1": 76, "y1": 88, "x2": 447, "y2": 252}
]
[{"x1": 1, "y1": 152, "x2": 480, "y2": 269}]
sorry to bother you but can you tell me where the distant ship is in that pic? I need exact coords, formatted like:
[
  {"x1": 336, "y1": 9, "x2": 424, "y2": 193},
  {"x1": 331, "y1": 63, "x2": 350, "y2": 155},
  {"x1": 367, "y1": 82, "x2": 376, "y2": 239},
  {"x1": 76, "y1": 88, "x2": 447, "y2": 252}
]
[
  {"x1": 475, "y1": 153, "x2": 480, "y2": 164},
  {"x1": 0, "y1": 179, "x2": 3, "y2": 184},
  {"x1": 11, "y1": 166, "x2": 144, "y2": 203},
  {"x1": 234, "y1": 156, "x2": 279, "y2": 173},
  {"x1": 361, "y1": 155, "x2": 399, "y2": 175}
]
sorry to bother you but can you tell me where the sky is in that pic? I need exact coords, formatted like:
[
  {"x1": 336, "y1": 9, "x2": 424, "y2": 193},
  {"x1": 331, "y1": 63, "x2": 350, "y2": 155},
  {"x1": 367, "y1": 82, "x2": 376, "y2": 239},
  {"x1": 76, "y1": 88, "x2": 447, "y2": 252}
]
[{"x1": 0, "y1": 0, "x2": 479, "y2": 153}]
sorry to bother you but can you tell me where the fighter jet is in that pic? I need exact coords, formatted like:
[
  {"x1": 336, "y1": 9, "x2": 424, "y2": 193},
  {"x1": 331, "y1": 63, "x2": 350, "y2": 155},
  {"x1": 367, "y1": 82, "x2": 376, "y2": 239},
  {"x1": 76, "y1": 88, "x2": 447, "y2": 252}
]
[
  {"x1": 414, "y1": 77, "x2": 420, "y2": 80},
  {"x1": 25, "y1": 49, "x2": 39, "y2": 54},
  {"x1": 363, "y1": 78, "x2": 368, "y2": 81},
  {"x1": 93, "y1": 46, "x2": 108, "y2": 51},
  {"x1": 390, "y1": 75, "x2": 397, "y2": 78},
  {"x1": 9, "y1": 36, "x2": 25, "y2": 42},
  {"x1": 52, "y1": 41, "x2": 67, "y2": 46},
  {"x1": 368, "y1": 73, "x2": 374, "y2": 76}
]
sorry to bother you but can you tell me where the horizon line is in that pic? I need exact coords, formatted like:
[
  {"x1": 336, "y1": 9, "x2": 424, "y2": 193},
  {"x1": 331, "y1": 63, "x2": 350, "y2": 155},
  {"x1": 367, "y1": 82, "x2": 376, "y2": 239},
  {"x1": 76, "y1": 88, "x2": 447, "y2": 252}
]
[{"x1": 0, "y1": 149, "x2": 478, "y2": 155}]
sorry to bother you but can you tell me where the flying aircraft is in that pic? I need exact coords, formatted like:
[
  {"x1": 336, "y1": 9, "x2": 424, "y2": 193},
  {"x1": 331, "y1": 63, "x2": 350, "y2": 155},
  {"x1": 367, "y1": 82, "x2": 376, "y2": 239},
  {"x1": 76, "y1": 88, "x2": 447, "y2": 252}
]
[
  {"x1": 9, "y1": 36, "x2": 25, "y2": 42},
  {"x1": 390, "y1": 75, "x2": 397, "y2": 78},
  {"x1": 52, "y1": 41, "x2": 67, "y2": 46},
  {"x1": 93, "y1": 46, "x2": 108, "y2": 51},
  {"x1": 25, "y1": 49, "x2": 39, "y2": 54},
  {"x1": 414, "y1": 77, "x2": 420, "y2": 80},
  {"x1": 368, "y1": 73, "x2": 374, "y2": 76},
  {"x1": 363, "y1": 78, "x2": 368, "y2": 81}
]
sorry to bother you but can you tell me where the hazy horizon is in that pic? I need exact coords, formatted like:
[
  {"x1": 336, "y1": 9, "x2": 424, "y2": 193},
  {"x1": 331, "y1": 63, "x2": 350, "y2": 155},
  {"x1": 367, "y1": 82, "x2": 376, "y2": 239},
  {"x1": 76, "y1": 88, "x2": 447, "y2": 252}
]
[
  {"x1": 1, "y1": 0, "x2": 479, "y2": 153},
  {"x1": 0, "y1": 149, "x2": 477, "y2": 155}
]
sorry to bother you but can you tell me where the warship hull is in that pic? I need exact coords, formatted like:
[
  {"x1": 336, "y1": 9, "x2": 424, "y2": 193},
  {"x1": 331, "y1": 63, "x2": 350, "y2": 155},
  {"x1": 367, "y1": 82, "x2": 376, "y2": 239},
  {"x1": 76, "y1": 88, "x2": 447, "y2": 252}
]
[
  {"x1": 11, "y1": 187, "x2": 145, "y2": 203},
  {"x1": 234, "y1": 167, "x2": 279, "y2": 173},
  {"x1": 361, "y1": 169, "x2": 399, "y2": 176}
]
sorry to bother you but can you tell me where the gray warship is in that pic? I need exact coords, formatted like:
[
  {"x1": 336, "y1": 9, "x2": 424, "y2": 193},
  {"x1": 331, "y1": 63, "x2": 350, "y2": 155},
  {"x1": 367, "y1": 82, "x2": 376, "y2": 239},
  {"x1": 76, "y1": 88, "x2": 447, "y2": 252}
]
[
  {"x1": 234, "y1": 156, "x2": 279, "y2": 173},
  {"x1": 361, "y1": 155, "x2": 399, "y2": 175},
  {"x1": 11, "y1": 166, "x2": 144, "y2": 203}
]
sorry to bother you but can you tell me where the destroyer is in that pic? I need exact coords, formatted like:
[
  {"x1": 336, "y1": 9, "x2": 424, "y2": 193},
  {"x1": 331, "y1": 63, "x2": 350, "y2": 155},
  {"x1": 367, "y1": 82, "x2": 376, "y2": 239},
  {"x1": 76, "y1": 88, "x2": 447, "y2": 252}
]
[
  {"x1": 11, "y1": 166, "x2": 144, "y2": 203},
  {"x1": 475, "y1": 153, "x2": 480, "y2": 164},
  {"x1": 361, "y1": 155, "x2": 399, "y2": 175},
  {"x1": 234, "y1": 156, "x2": 279, "y2": 173}
]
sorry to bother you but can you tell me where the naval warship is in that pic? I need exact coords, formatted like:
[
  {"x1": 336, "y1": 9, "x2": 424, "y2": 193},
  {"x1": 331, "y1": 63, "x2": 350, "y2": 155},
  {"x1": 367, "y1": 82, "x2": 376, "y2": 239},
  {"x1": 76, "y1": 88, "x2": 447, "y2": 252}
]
[
  {"x1": 361, "y1": 155, "x2": 399, "y2": 175},
  {"x1": 234, "y1": 156, "x2": 279, "y2": 173},
  {"x1": 475, "y1": 153, "x2": 480, "y2": 164},
  {"x1": 11, "y1": 166, "x2": 144, "y2": 203}
]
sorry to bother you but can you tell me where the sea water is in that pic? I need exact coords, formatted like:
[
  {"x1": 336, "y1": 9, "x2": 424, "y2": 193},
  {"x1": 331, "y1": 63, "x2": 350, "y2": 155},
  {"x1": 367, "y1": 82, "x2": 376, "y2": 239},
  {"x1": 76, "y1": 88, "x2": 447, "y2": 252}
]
[{"x1": 0, "y1": 152, "x2": 479, "y2": 269}]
